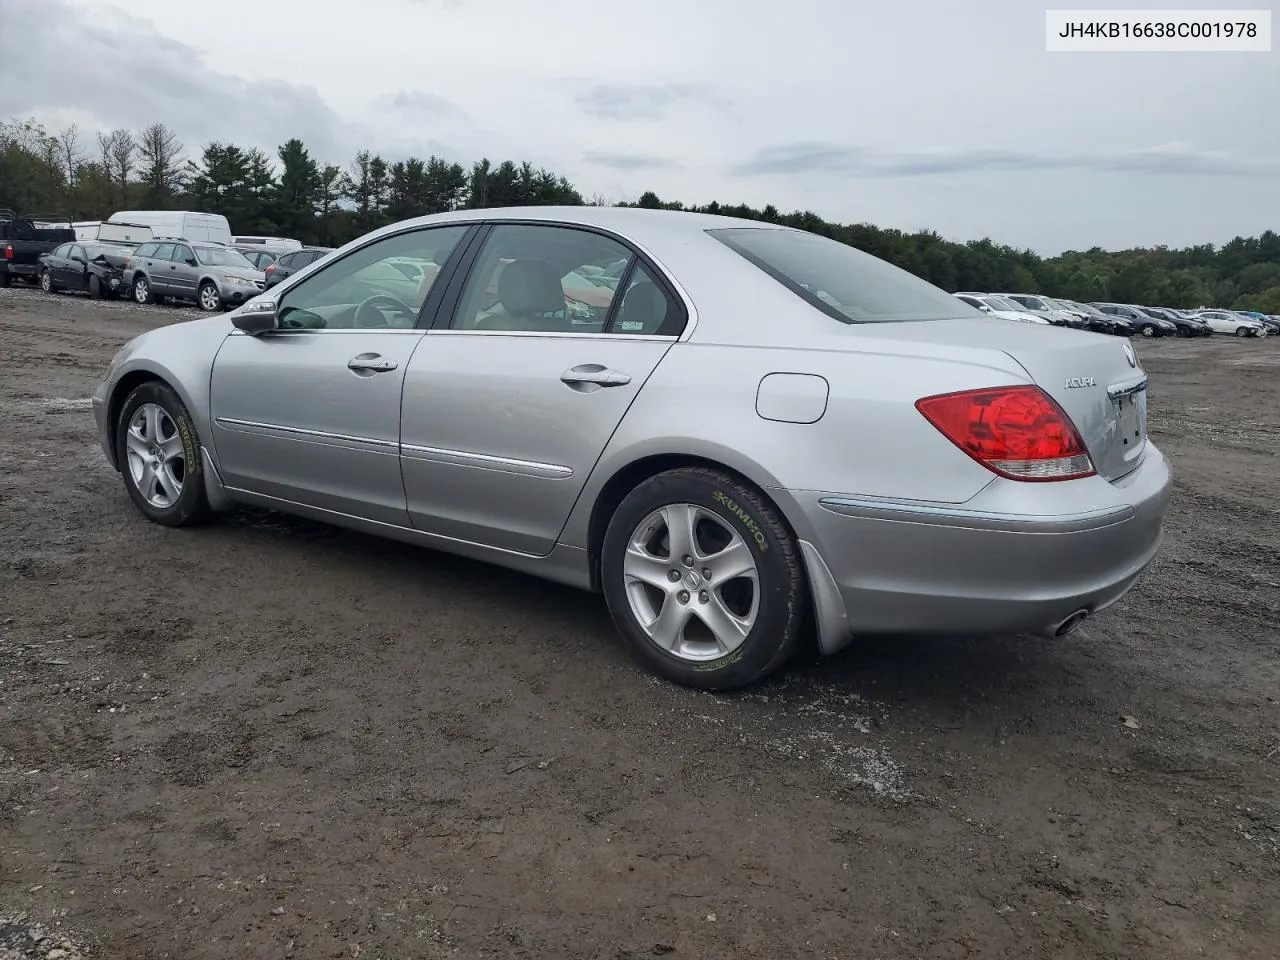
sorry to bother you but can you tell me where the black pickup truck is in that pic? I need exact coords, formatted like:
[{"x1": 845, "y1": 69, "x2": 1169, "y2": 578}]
[{"x1": 1, "y1": 210, "x2": 77, "y2": 286}]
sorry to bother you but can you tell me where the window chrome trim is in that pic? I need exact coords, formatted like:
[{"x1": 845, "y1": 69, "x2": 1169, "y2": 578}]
[
  {"x1": 425, "y1": 328, "x2": 675, "y2": 342},
  {"x1": 228, "y1": 327, "x2": 427, "y2": 337},
  {"x1": 400, "y1": 443, "x2": 573, "y2": 479}
]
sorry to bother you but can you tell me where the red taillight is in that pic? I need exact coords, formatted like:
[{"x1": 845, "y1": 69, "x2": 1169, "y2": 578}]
[
  {"x1": 3, "y1": 244, "x2": 12, "y2": 260},
  {"x1": 915, "y1": 385, "x2": 1095, "y2": 482}
]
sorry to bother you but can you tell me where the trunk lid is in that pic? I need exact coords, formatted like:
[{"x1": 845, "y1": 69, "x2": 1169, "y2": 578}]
[{"x1": 871, "y1": 317, "x2": 1149, "y2": 482}]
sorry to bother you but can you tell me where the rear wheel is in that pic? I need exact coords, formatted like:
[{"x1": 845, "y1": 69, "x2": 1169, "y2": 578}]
[
  {"x1": 133, "y1": 276, "x2": 154, "y2": 304},
  {"x1": 39, "y1": 270, "x2": 55, "y2": 294},
  {"x1": 601, "y1": 467, "x2": 809, "y2": 690},
  {"x1": 115, "y1": 381, "x2": 210, "y2": 527}
]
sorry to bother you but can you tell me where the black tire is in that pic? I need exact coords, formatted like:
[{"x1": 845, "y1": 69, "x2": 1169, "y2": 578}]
[
  {"x1": 40, "y1": 269, "x2": 55, "y2": 294},
  {"x1": 601, "y1": 467, "x2": 809, "y2": 690},
  {"x1": 133, "y1": 275, "x2": 154, "y2": 305},
  {"x1": 1140, "y1": 324, "x2": 1155, "y2": 338},
  {"x1": 0, "y1": 271, "x2": 10, "y2": 288},
  {"x1": 89, "y1": 274, "x2": 109, "y2": 299},
  {"x1": 1235, "y1": 327, "x2": 1250, "y2": 338},
  {"x1": 114, "y1": 381, "x2": 211, "y2": 527}
]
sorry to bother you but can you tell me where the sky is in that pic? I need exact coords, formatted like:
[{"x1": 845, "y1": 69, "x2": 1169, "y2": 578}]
[{"x1": 0, "y1": 0, "x2": 1276, "y2": 255}]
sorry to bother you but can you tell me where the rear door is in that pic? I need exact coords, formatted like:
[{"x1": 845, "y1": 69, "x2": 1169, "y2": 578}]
[{"x1": 400, "y1": 221, "x2": 687, "y2": 554}]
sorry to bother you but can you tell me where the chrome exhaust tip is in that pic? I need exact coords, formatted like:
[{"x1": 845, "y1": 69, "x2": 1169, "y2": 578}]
[{"x1": 1054, "y1": 609, "x2": 1090, "y2": 638}]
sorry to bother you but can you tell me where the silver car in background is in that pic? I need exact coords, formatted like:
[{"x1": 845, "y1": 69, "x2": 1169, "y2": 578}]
[
  {"x1": 91, "y1": 207, "x2": 1173, "y2": 689},
  {"x1": 122, "y1": 239, "x2": 265, "y2": 311}
]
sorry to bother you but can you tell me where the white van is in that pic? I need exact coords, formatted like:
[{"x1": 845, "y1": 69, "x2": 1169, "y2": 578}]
[
  {"x1": 108, "y1": 210, "x2": 232, "y2": 246},
  {"x1": 233, "y1": 235, "x2": 302, "y2": 252}
]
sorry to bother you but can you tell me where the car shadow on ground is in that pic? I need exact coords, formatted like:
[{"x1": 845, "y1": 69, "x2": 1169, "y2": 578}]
[{"x1": 208, "y1": 504, "x2": 1098, "y2": 727}]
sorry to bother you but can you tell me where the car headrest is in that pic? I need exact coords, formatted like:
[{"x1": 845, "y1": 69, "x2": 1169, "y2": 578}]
[
  {"x1": 615, "y1": 280, "x2": 665, "y2": 333},
  {"x1": 497, "y1": 259, "x2": 565, "y2": 317}
]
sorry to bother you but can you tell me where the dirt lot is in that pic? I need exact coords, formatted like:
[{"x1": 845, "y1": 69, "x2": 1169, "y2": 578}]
[{"x1": 0, "y1": 285, "x2": 1277, "y2": 960}]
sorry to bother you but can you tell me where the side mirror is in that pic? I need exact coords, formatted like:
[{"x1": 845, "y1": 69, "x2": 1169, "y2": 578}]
[
  {"x1": 185, "y1": 257, "x2": 198, "y2": 266},
  {"x1": 72, "y1": 256, "x2": 86, "y2": 265},
  {"x1": 232, "y1": 298, "x2": 278, "y2": 334},
  {"x1": 977, "y1": 304, "x2": 992, "y2": 313}
]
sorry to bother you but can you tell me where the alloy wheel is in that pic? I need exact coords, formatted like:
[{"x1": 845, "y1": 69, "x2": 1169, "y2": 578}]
[
  {"x1": 134, "y1": 278, "x2": 149, "y2": 303},
  {"x1": 199, "y1": 284, "x2": 221, "y2": 311},
  {"x1": 622, "y1": 503, "x2": 760, "y2": 662},
  {"x1": 124, "y1": 402, "x2": 186, "y2": 509}
]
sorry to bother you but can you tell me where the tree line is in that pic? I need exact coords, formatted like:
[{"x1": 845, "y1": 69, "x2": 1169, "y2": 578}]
[{"x1": 3, "y1": 117, "x2": 1277, "y2": 313}]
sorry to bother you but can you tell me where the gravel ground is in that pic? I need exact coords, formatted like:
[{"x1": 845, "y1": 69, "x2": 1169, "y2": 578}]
[{"x1": 1, "y1": 284, "x2": 1277, "y2": 959}]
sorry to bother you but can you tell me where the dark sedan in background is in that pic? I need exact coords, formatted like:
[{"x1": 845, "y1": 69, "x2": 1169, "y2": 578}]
[
  {"x1": 37, "y1": 241, "x2": 133, "y2": 299},
  {"x1": 262, "y1": 246, "x2": 335, "y2": 290},
  {"x1": 1137, "y1": 306, "x2": 1213, "y2": 337}
]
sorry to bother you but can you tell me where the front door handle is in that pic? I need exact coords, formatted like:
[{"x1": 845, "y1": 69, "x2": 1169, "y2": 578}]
[
  {"x1": 560, "y1": 364, "x2": 631, "y2": 390},
  {"x1": 348, "y1": 353, "x2": 398, "y2": 374}
]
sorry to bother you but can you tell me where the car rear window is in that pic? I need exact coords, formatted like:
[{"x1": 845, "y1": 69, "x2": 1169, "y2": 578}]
[{"x1": 707, "y1": 227, "x2": 964, "y2": 324}]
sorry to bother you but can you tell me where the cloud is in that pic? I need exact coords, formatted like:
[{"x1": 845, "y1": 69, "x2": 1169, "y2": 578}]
[
  {"x1": 0, "y1": 0, "x2": 356, "y2": 163},
  {"x1": 575, "y1": 82, "x2": 709, "y2": 121},
  {"x1": 583, "y1": 151, "x2": 681, "y2": 171},
  {"x1": 733, "y1": 141, "x2": 1280, "y2": 179},
  {"x1": 386, "y1": 90, "x2": 467, "y2": 120}
]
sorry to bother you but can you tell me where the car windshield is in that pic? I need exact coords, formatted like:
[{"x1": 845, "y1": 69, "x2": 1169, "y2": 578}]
[
  {"x1": 709, "y1": 228, "x2": 964, "y2": 323},
  {"x1": 195, "y1": 246, "x2": 254, "y2": 268}
]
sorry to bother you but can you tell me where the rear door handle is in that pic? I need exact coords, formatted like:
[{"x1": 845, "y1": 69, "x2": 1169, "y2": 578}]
[
  {"x1": 560, "y1": 364, "x2": 631, "y2": 389},
  {"x1": 348, "y1": 354, "x2": 398, "y2": 374}
]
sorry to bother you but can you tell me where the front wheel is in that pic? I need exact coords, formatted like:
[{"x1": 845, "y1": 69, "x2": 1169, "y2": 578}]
[
  {"x1": 198, "y1": 281, "x2": 222, "y2": 312},
  {"x1": 601, "y1": 467, "x2": 809, "y2": 690},
  {"x1": 1235, "y1": 326, "x2": 1251, "y2": 338},
  {"x1": 1140, "y1": 324, "x2": 1156, "y2": 337},
  {"x1": 115, "y1": 381, "x2": 210, "y2": 527}
]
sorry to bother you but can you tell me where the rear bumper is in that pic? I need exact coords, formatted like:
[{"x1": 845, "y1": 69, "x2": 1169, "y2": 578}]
[
  {"x1": 3, "y1": 263, "x2": 38, "y2": 277},
  {"x1": 792, "y1": 444, "x2": 1174, "y2": 653}
]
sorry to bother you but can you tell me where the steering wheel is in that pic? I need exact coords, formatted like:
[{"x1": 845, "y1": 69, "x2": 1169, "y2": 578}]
[{"x1": 353, "y1": 294, "x2": 417, "y2": 329}]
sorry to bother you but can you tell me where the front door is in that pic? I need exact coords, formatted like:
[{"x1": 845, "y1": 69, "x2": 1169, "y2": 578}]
[
  {"x1": 166, "y1": 242, "x2": 200, "y2": 301},
  {"x1": 400, "y1": 222, "x2": 686, "y2": 555},
  {"x1": 207, "y1": 223, "x2": 473, "y2": 526}
]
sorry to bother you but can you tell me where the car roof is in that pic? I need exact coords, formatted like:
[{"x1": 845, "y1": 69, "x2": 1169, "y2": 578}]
[{"x1": 352, "y1": 206, "x2": 799, "y2": 251}]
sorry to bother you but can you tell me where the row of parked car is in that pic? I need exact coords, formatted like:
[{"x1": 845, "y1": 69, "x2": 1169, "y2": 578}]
[
  {"x1": 954, "y1": 291, "x2": 1277, "y2": 339},
  {"x1": 1, "y1": 209, "x2": 335, "y2": 311}
]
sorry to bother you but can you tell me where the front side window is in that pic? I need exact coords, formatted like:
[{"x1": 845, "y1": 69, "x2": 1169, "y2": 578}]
[
  {"x1": 275, "y1": 225, "x2": 468, "y2": 330},
  {"x1": 452, "y1": 224, "x2": 635, "y2": 333},
  {"x1": 709, "y1": 227, "x2": 966, "y2": 324}
]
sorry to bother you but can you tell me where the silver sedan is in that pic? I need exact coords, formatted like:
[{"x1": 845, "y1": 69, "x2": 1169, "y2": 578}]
[{"x1": 91, "y1": 207, "x2": 1173, "y2": 689}]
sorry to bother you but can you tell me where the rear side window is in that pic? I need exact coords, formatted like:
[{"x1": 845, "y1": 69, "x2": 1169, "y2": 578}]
[
  {"x1": 135, "y1": 243, "x2": 157, "y2": 258},
  {"x1": 278, "y1": 253, "x2": 298, "y2": 268},
  {"x1": 708, "y1": 227, "x2": 964, "y2": 324}
]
